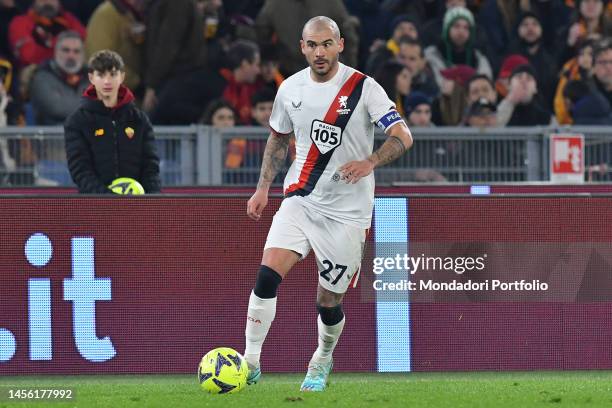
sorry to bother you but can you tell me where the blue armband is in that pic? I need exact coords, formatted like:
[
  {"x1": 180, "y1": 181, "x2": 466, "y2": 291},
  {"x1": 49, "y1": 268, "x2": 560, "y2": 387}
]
[{"x1": 376, "y1": 109, "x2": 404, "y2": 131}]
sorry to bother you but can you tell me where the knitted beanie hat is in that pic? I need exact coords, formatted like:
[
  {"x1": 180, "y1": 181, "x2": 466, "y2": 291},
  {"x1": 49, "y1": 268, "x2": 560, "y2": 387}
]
[
  {"x1": 442, "y1": 6, "x2": 475, "y2": 41},
  {"x1": 404, "y1": 92, "x2": 432, "y2": 115}
]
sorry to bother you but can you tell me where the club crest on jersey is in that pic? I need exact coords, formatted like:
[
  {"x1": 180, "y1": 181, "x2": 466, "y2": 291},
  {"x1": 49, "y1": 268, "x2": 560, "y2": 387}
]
[{"x1": 336, "y1": 95, "x2": 351, "y2": 115}]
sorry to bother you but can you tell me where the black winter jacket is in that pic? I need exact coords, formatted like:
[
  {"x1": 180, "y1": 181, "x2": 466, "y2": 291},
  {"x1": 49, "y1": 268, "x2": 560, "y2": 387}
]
[{"x1": 64, "y1": 85, "x2": 161, "y2": 194}]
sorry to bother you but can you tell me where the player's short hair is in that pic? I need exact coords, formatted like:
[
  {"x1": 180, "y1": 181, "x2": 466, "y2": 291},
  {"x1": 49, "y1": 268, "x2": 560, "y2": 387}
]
[
  {"x1": 88, "y1": 50, "x2": 125, "y2": 73},
  {"x1": 226, "y1": 40, "x2": 260, "y2": 70},
  {"x1": 302, "y1": 16, "x2": 341, "y2": 40},
  {"x1": 251, "y1": 87, "x2": 276, "y2": 107}
]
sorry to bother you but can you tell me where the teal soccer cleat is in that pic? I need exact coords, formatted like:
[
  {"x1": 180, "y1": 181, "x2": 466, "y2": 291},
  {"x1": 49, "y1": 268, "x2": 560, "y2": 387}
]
[
  {"x1": 246, "y1": 363, "x2": 261, "y2": 385},
  {"x1": 300, "y1": 360, "x2": 333, "y2": 392}
]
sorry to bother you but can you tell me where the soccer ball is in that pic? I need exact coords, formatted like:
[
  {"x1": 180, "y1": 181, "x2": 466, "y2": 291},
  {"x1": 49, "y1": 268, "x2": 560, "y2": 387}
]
[
  {"x1": 108, "y1": 177, "x2": 145, "y2": 195},
  {"x1": 198, "y1": 347, "x2": 248, "y2": 394}
]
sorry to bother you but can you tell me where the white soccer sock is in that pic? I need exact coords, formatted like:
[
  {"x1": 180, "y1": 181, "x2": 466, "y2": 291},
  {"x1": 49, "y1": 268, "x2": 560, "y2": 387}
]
[
  {"x1": 311, "y1": 315, "x2": 345, "y2": 363},
  {"x1": 244, "y1": 291, "x2": 277, "y2": 367}
]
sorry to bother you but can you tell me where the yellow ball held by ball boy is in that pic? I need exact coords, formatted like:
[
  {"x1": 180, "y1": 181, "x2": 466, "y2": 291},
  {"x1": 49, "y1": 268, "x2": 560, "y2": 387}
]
[{"x1": 108, "y1": 177, "x2": 145, "y2": 195}]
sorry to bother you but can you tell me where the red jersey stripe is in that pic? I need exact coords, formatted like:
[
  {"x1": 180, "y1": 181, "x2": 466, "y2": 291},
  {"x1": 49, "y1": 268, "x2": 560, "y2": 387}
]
[{"x1": 284, "y1": 71, "x2": 366, "y2": 195}]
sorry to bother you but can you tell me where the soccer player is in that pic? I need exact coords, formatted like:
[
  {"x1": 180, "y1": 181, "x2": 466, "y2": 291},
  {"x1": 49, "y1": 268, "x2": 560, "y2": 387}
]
[{"x1": 244, "y1": 16, "x2": 413, "y2": 391}]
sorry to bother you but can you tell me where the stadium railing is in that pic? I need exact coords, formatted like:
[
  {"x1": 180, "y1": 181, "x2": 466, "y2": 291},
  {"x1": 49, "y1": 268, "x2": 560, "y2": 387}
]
[{"x1": 0, "y1": 125, "x2": 610, "y2": 187}]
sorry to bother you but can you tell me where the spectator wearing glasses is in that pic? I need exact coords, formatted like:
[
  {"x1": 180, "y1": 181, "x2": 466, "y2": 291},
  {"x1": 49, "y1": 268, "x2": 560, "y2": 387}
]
[
  {"x1": 592, "y1": 38, "x2": 612, "y2": 107},
  {"x1": 29, "y1": 30, "x2": 88, "y2": 124}
]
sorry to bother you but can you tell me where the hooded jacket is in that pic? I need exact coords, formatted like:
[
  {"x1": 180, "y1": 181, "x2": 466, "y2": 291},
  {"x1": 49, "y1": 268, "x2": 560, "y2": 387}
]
[
  {"x1": 64, "y1": 84, "x2": 161, "y2": 194},
  {"x1": 424, "y1": 7, "x2": 492, "y2": 88}
]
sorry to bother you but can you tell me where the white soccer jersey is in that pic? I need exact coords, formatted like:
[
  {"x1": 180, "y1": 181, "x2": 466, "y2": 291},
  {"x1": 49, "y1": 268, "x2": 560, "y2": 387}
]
[{"x1": 269, "y1": 63, "x2": 404, "y2": 228}]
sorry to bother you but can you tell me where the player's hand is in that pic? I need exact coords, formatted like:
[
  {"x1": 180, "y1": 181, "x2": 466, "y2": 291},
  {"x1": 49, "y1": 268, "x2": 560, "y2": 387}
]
[
  {"x1": 339, "y1": 159, "x2": 375, "y2": 184},
  {"x1": 247, "y1": 189, "x2": 268, "y2": 220}
]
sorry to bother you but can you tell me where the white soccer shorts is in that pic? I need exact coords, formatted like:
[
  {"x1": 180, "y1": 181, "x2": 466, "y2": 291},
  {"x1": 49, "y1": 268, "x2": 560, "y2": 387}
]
[{"x1": 264, "y1": 196, "x2": 366, "y2": 294}]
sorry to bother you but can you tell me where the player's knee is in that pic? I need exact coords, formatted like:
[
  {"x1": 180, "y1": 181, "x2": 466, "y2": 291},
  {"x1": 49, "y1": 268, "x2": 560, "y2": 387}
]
[
  {"x1": 317, "y1": 304, "x2": 344, "y2": 326},
  {"x1": 253, "y1": 265, "x2": 283, "y2": 299}
]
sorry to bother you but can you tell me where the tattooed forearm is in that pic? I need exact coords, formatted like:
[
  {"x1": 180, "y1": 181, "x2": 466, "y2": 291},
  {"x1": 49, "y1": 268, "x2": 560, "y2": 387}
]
[
  {"x1": 368, "y1": 136, "x2": 407, "y2": 167},
  {"x1": 257, "y1": 133, "x2": 290, "y2": 190}
]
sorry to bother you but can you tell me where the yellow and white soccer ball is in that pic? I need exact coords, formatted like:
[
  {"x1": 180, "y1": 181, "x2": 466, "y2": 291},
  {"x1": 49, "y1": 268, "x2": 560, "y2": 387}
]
[
  {"x1": 108, "y1": 177, "x2": 145, "y2": 195},
  {"x1": 198, "y1": 347, "x2": 248, "y2": 394}
]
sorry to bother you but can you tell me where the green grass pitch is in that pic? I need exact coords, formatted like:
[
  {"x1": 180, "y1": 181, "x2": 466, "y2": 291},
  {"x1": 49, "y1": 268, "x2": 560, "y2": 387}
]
[{"x1": 1, "y1": 371, "x2": 611, "y2": 407}]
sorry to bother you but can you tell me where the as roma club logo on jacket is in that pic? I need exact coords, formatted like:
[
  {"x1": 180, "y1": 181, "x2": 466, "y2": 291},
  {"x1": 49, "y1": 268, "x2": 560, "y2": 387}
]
[
  {"x1": 95, "y1": 128, "x2": 104, "y2": 137},
  {"x1": 125, "y1": 127, "x2": 135, "y2": 139}
]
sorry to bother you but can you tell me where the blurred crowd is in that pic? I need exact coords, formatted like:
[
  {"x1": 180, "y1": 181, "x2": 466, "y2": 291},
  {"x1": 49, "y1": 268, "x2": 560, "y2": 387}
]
[
  {"x1": 1, "y1": 0, "x2": 612, "y2": 182},
  {"x1": 3, "y1": 0, "x2": 612, "y2": 128}
]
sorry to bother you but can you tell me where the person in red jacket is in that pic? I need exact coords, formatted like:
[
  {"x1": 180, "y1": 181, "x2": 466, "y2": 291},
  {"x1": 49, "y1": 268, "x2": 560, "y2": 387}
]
[{"x1": 8, "y1": 0, "x2": 86, "y2": 67}]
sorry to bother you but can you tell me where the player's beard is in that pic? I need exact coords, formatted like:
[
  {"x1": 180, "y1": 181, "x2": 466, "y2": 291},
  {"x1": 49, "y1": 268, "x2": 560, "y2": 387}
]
[{"x1": 311, "y1": 56, "x2": 338, "y2": 78}]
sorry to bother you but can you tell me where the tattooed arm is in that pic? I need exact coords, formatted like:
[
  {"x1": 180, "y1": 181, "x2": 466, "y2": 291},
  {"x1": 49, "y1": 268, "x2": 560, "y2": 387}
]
[
  {"x1": 247, "y1": 132, "x2": 291, "y2": 220},
  {"x1": 368, "y1": 122, "x2": 413, "y2": 167},
  {"x1": 340, "y1": 122, "x2": 413, "y2": 184},
  {"x1": 257, "y1": 132, "x2": 291, "y2": 191}
]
